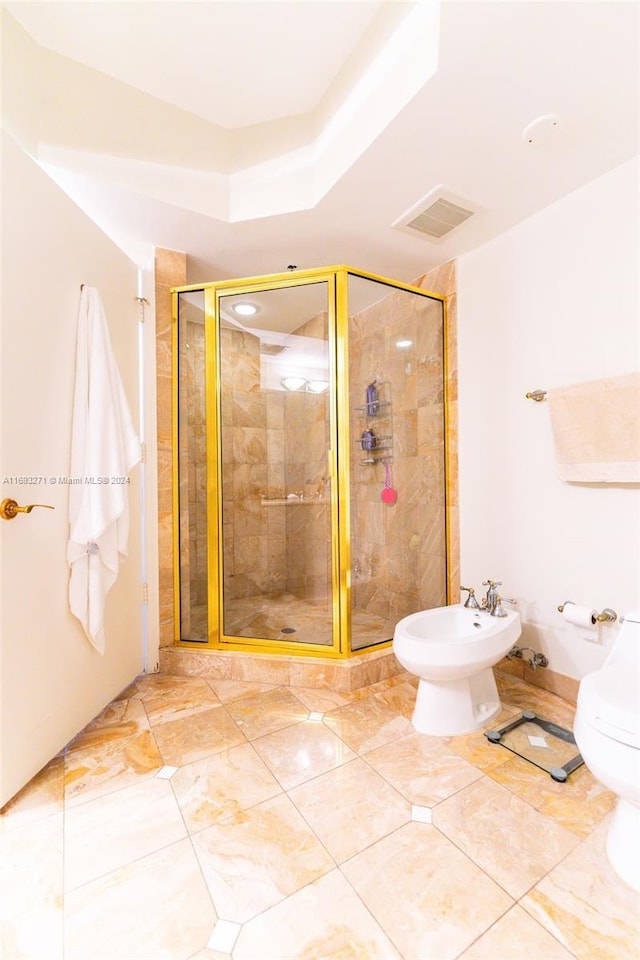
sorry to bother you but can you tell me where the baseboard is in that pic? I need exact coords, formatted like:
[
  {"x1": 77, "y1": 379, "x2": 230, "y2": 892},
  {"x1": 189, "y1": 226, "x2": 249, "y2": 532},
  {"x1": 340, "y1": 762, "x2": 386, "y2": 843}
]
[{"x1": 495, "y1": 657, "x2": 579, "y2": 705}]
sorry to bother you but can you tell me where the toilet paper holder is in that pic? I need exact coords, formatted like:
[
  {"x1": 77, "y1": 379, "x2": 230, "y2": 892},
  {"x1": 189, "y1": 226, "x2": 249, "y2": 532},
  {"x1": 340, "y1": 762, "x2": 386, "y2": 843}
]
[{"x1": 557, "y1": 601, "x2": 617, "y2": 623}]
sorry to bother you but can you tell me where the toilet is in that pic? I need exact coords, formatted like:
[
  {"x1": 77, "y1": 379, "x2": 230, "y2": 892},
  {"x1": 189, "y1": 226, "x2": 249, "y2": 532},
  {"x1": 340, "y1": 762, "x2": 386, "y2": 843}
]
[{"x1": 573, "y1": 611, "x2": 640, "y2": 891}]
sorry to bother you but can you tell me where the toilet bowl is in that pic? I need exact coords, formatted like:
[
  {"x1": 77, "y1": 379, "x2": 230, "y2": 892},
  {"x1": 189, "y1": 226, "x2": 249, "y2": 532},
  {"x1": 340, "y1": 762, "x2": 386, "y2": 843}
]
[
  {"x1": 393, "y1": 603, "x2": 521, "y2": 736},
  {"x1": 573, "y1": 611, "x2": 640, "y2": 891}
]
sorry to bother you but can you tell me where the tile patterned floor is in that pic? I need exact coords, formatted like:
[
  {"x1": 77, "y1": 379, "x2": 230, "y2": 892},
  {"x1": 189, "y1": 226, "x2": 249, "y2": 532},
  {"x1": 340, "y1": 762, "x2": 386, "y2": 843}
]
[{"x1": 1, "y1": 670, "x2": 639, "y2": 960}]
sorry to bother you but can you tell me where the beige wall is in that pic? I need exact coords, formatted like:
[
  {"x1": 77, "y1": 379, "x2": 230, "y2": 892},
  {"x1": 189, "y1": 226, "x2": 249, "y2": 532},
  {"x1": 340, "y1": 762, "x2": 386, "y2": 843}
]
[
  {"x1": 1, "y1": 134, "x2": 143, "y2": 804},
  {"x1": 457, "y1": 158, "x2": 639, "y2": 687}
]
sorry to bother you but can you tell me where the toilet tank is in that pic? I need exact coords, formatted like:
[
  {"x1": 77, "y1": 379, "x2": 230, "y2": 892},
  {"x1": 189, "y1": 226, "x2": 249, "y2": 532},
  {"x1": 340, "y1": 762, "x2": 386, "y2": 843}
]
[{"x1": 603, "y1": 611, "x2": 640, "y2": 669}]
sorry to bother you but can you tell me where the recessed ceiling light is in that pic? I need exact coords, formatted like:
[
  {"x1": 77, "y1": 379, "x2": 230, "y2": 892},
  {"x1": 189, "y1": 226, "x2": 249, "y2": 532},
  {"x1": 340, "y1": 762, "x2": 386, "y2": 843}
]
[
  {"x1": 396, "y1": 339, "x2": 413, "y2": 349},
  {"x1": 233, "y1": 303, "x2": 257, "y2": 316}
]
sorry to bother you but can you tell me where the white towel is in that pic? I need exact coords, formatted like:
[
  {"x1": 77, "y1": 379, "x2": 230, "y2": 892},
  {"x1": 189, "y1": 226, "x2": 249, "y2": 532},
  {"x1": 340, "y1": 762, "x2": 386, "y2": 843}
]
[
  {"x1": 67, "y1": 287, "x2": 141, "y2": 653},
  {"x1": 548, "y1": 372, "x2": 640, "y2": 483}
]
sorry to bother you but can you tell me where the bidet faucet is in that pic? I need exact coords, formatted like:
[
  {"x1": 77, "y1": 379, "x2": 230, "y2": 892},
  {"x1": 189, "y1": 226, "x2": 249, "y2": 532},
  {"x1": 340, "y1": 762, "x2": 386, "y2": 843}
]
[
  {"x1": 481, "y1": 580, "x2": 517, "y2": 616},
  {"x1": 482, "y1": 580, "x2": 502, "y2": 613},
  {"x1": 460, "y1": 586, "x2": 480, "y2": 609}
]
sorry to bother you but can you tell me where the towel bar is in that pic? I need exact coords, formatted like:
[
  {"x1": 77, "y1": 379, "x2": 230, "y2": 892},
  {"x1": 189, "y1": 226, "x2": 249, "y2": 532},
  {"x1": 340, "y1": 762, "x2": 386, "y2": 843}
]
[{"x1": 525, "y1": 389, "x2": 547, "y2": 402}]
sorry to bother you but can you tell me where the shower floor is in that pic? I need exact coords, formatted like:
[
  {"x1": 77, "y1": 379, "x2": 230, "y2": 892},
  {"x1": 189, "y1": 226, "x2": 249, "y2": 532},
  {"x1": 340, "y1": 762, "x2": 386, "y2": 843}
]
[{"x1": 187, "y1": 593, "x2": 394, "y2": 650}]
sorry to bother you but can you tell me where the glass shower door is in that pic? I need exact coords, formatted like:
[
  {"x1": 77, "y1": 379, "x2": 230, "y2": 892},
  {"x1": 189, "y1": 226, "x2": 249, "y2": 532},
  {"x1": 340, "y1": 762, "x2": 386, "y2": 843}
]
[
  {"x1": 217, "y1": 280, "x2": 337, "y2": 648},
  {"x1": 346, "y1": 273, "x2": 448, "y2": 650}
]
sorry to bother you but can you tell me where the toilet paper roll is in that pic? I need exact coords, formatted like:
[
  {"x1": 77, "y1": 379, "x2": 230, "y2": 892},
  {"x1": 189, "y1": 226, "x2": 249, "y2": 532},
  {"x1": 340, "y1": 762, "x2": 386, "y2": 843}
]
[{"x1": 562, "y1": 602, "x2": 597, "y2": 628}]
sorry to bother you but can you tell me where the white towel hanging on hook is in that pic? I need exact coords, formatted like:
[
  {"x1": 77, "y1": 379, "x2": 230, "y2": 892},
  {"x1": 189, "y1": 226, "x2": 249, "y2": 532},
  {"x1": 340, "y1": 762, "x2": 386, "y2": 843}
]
[{"x1": 67, "y1": 286, "x2": 141, "y2": 653}]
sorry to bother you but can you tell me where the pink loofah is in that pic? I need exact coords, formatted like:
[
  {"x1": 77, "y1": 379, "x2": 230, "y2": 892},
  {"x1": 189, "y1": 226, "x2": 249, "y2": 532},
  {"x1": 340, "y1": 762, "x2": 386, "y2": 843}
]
[{"x1": 381, "y1": 462, "x2": 398, "y2": 504}]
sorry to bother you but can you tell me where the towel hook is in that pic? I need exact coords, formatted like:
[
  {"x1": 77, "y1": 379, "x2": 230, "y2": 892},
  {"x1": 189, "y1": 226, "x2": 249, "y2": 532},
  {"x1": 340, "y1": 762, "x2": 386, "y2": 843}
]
[{"x1": 525, "y1": 389, "x2": 547, "y2": 402}]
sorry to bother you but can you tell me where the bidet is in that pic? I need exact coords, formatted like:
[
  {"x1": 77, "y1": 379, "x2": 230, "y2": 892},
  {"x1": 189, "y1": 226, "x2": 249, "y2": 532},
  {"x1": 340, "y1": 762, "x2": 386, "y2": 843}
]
[{"x1": 393, "y1": 603, "x2": 522, "y2": 735}]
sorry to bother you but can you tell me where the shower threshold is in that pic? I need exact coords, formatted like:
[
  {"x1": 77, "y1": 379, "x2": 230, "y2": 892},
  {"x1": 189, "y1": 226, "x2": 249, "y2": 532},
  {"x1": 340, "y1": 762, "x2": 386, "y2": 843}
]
[{"x1": 159, "y1": 644, "x2": 403, "y2": 694}]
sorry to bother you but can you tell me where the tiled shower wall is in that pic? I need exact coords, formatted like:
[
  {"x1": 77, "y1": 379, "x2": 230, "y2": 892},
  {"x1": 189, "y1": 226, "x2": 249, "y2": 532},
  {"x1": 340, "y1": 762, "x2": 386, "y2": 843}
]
[
  {"x1": 178, "y1": 313, "x2": 207, "y2": 620},
  {"x1": 417, "y1": 260, "x2": 460, "y2": 598},
  {"x1": 220, "y1": 327, "x2": 287, "y2": 602},
  {"x1": 283, "y1": 310, "x2": 331, "y2": 605},
  {"x1": 156, "y1": 249, "x2": 186, "y2": 649},
  {"x1": 349, "y1": 287, "x2": 448, "y2": 627},
  {"x1": 220, "y1": 311, "x2": 330, "y2": 606}
]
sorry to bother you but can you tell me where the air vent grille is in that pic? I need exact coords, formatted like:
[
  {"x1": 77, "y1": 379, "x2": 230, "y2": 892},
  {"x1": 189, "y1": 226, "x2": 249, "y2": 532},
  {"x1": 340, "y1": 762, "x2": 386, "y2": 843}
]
[
  {"x1": 393, "y1": 187, "x2": 478, "y2": 243},
  {"x1": 407, "y1": 198, "x2": 474, "y2": 238}
]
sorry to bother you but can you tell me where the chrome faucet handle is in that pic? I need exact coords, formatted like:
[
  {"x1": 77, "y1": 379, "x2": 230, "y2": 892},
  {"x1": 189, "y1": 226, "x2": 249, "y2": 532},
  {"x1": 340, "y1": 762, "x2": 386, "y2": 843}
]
[
  {"x1": 482, "y1": 580, "x2": 502, "y2": 588},
  {"x1": 500, "y1": 597, "x2": 517, "y2": 604},
  {"x1": 460, "y1": 586, "x2": 480, "y2": 609},
  {"x1": 491, "y1": 597, "x2": 509, "y2": 618}
]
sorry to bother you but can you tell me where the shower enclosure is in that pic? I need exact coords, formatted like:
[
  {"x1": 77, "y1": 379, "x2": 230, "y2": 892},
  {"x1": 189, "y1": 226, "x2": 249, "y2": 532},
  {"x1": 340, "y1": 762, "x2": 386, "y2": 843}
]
[{"x1": 173, "y1": 266, "x2": 449, "y2": 657}]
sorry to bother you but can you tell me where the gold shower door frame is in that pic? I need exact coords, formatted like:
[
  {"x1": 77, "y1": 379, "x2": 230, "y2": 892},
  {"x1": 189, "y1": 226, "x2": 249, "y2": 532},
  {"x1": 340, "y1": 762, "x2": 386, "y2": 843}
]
[{"x1": 172, "y1": 266, "x2": 449, "y2": 659}]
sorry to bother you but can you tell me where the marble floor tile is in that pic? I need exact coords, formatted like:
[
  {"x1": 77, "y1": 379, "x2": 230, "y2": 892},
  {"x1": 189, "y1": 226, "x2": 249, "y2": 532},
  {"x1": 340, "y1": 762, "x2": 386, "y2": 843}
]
[
  {"x1": 1, "y1": 899, "x2": 64, "y2": 960},
  {"x1": 65, "y1": 697, "x2": 147, "y2": 752},
  {"x1": 113, "y1": 679, "x2": 142, "y2": 701},
  {"x1": 432, "y1": 776, "x2": 580, "y2": 899},
  {"x1": 323, "y1": 697, "x2": 413, "y2": 754},
  {"x1": 233, "y1": 869, "x2": 402, "y2": 960},
  {"x1": 64, "y1": 699, "x2": 162, "y2": 807},
  {"x1": 342, "y1": 821, "x2": 514, "y2": 960},
  {"x1": 488, "y1": 754, "x2": 616, "y2": 838},
  {"x1": 136, "y1": 674, "x2": 221, "y2": 725},
  {"x1": 364, "y1": 731, "x2": 483, "y2": 805},
  {"x1": 64, "y1": 839, "x2": 216, "y2": 960},
  {"x1": 459, "y1": 904, "x2": 576, "y2": 959},
  {"x1": 64, "y1": 777, "x2": 187, "y2": 891},
  {"x1": 188, "y1": 951, "x2": 230, "y2": 960},
  {"x1": 207, "y1": 679, "x2": 278, "y2": 703},
  {"x1": 171, "y1": 743, "x2": 282, "y2": 833},
  {"x1": 251, "y1": 719, "x2": 357, "y2": 790},
  {"x1": 0, "y1": 755, "x2": 64, "y2": 835},
  {"x1": 192, "y1": 793, "x2": 334, "y2": 922},
  {"x1": 3, "y1": 668, "x2": 629, "y2": 960},
  {"x1": 224, "y1": 686, "x2": 308, "y2": 740},
  {"x1": 288, "y1": 757, "x2": 411, "y2": 862},
  {"x1": 288, "y1": 685, "x2": 352, "y2": 713},
  {"x1": 521, "y1": 820, "x2": 640, "y2": 960},
  {"x1": 0, "y1": 812, "x2": 63, "y2": 923},
  {"x1": 448, "y1": 708, "x2": 520, "y2": 773},
  {"x1": 370, "y1": 679, "x2": 424, "y2": 718},
  {"x1": 150, "y1": 705, "x2": 246, "y2": 767}
]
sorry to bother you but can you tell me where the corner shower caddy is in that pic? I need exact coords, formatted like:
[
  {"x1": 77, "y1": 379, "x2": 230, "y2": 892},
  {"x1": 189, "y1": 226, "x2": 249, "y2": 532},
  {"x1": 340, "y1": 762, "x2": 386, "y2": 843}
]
[{"x1": 355, "y1": 380, "x2": 394, "y2": 465}]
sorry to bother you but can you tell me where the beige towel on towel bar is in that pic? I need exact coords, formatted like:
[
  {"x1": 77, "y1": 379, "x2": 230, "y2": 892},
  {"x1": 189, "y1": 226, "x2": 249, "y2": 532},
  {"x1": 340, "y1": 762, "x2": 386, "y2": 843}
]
[{"x1": 548, "y1": 372, "x2": 640, "y2": 482}]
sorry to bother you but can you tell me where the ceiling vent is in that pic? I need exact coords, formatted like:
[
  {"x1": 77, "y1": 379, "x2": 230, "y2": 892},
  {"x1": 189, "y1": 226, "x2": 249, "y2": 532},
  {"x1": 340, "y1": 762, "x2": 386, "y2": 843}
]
[{"x1": 393, "y1": 186, "x2": 478, "y2": 243}]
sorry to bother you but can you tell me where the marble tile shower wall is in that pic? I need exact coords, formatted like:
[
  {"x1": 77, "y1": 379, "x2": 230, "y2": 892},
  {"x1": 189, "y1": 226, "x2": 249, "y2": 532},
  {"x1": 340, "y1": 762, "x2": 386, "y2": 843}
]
[
  {"x1": 183, "y1": 318, "x2": 207, "y2": 610},
  {"x1": 221, "y1": 328, "x2": 287, "y2": 601},
  {"x1": 283, "y1": 311, "x2": 331, "y2": 605},
  {"x1": 155, "y1": 250, "x2": 187, "y2": 648},
  {"x1": 220, "y1": 310, "x2": 331, "y2": 607},
  {"x1": 349, "y1": 290, "x2": 448, "y2": 626}
]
